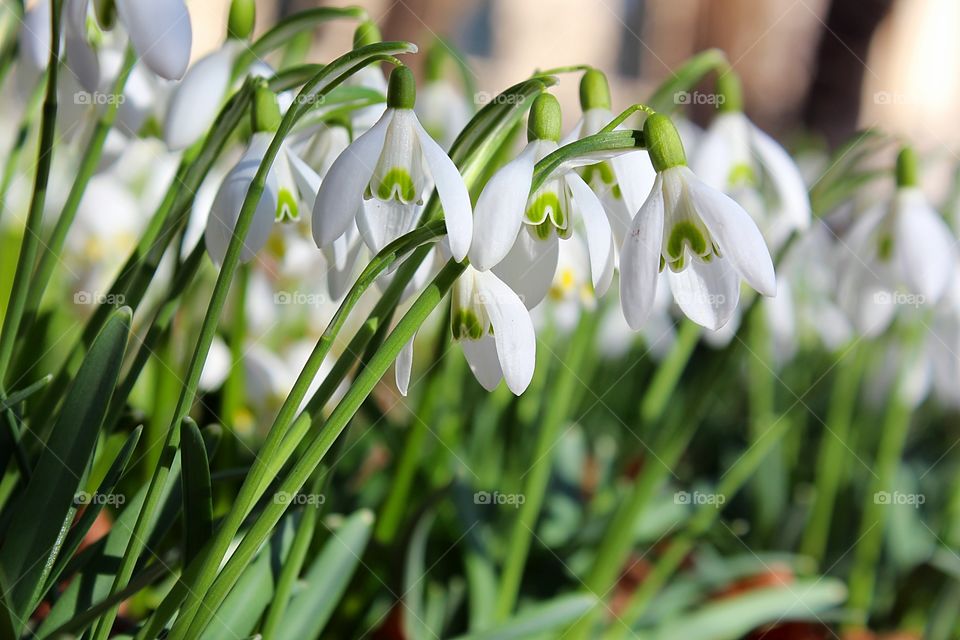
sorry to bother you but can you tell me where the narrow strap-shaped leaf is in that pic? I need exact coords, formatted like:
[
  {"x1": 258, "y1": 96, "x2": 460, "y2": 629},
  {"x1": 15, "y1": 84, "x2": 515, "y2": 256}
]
[
  {"x1": 0, "y1": 373, "x2": 52, "y2": 410},
  {"x1": 180, "y1": 418, "x2": 213, "y2": 564},
  {"x1": 271, "y1": 510, "x2": 374, "y2": 639},
  {"x1": 0, "y1": 567, "x2": 17, "y2": 640},
  {"x1": 449, "y1": 594, "x2": 597, "y2": 640},
  {"x1": 0, "y1": 306, "x2": 130, "y2": 625},
  {"x1": 42, "y1": 425, "x2": 143, "y2": 595}
]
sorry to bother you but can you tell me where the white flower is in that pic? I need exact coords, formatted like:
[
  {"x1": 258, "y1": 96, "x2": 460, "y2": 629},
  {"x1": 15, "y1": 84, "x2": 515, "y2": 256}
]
[
  {"x1": 311, "y1": 70, "x2": 472, "y2": 262},
  {"x1": 204, "y1": 132, "x2": 319, "y2": 265},
  {"x1": 468, "y1": 136, "x2": 615, "y2": 310},
  {"x1": 838, "y1": 186, "x2": 956, "y2": 337},
  {"x1": 64, "y1": 0, "x2": 192, "y2": 92},
  {"x1": 620, "y1": 162, "x2": 776, "y2": 331},
  {"x1": 693, "y1": 111, "x2": 810, "y2": 250},
  {"x1": 164, "y1": 42, "x2": 241, "y2": 150},
  {"x1": 396, "y1": 267, "x2": 536, "y2": 395}
]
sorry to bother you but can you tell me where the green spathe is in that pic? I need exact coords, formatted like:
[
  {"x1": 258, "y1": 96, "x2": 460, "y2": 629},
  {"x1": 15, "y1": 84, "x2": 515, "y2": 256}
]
[
  {"x1": 643, "y1": 113, "x2": 687, "y2": 173},
  {"x1": 579, "y1": 68, "x2": 611, "y2": 111},
  {"x1": 387, "y1": 66, "x2": 416, "y2": 110},
  {"x1": 896, "y1": 145, "x2": 918, "y2": 188},
  {"x1": 528, "y1": 93, "x2": 562, "y2": 142},
  {"x1": 228, "y1": 0, "x2": 256, "y2": 40},
  {"x1": 251, "y1": 80, "x2": 282, "y2": 133},
  {"x1": 353, "y1": 21, "x2": 382, "y2": 49}
]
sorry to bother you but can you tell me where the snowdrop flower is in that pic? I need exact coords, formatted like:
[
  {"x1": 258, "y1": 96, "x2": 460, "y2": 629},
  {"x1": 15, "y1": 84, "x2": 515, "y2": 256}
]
[
  {"x1": 620, "y1": 112, "x2": 776, "y2": 331},
  {"x1": 469, "y1": 93, "x2": 615, "y2": 309},
  {"x1": 164, "y1": 0, "x2": 256, "y2": 150},
  {"x1": 838, "y1": 147, "x2": 956, "y2": 337},
  {"x1": 205, "y1": 81, "x2": 320, "y2": 265},
  {"x1": 565, "y1": 69, "x2": 655, "y2": 248},
  {"x1": 312, "y1": 66, "x2": 473, "y2": 262},
  {"x1": 396, "y1": 266, "x2": 535, "y2": 395},
  {"x1": 63, "y1": 0, "x2": 192, "y2": 92},
  {"x1": 692, "y1": 73, "x2": 810, "y2": 251}
]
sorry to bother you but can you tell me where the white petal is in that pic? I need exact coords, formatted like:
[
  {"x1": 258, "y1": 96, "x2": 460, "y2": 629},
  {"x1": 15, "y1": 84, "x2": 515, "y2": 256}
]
[
  {"x1": 750, "y1": 123, "x2": 811, "y2": 232},
  {"x1": 619, "y1": 176, "x2": 665, "y2": 330},
  {"x1": 116, "y1": 0, "x2": 192, "y2": 80},
  {"x1": 65, "y1": 31, "x2": 100, "y2": 93},
  {"x1": 461, "y1": 335, "x2": 504, "y2": 391},
  {"x1": 199, "y1": 336, "x2": 231, "y2": 391},
  {"x1": 396, "y1": 335, "x2": 415, "y2": 396},
  {"x1": 492, "y1": 227, "x2": 559, "y2": 309},
  {"x1": 312, "y1": 110, "x2": 391, "y2": 248},
  {"x1": 285, "y1": 148, "x2": 322, "y2": 207},
  {"x1": 20, "y1": 0, "x2": 51, "y2": 71},
  {"x1": 691, "y1": 112, "x2": 747, "y2": 190},
  {"x1": 413, "y1": 117, "x2": 472, "y2": 261},
  {"x1": 894, "y1": 188, "x2": 956, "y2": 302},
  {"x1": 327, "y1": 236, "x2": 366, "y2": 301},
  {"x1": 163, "y1": 45, "x2": 235, "y2": 150},
  {"x1": 837, "y1": 259, "x2": 895, "y2": 338},
  {"x1": 357, "y1": 199, "x2": 423, "y2": 254},
  {"x1": 685, "y1": 168, "x2": 776, "y2": 296},
  {"x1": 469, "y1": 142, "x2": 537, "y2": 270},
  {"x1": 566, "y1": 173, "x2": 614, "y2": 296},
  {"x1": 476, "y1": 270, "x2": 536, "y2": 394},
  {"x1": 204, "y1": 136, "x2": 278, "y2": 265},
  {"x1": 611, "y1": 149, "x2": 657, "y2": 218},
  {"x1": 668, "y1": 258, "x2": 741, "y2": 331}
]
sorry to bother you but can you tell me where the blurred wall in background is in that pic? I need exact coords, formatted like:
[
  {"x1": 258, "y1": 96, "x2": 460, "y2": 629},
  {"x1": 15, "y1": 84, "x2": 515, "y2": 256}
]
[{"x1": 186, "y1": 0, "x2": 960, "y2": 152}]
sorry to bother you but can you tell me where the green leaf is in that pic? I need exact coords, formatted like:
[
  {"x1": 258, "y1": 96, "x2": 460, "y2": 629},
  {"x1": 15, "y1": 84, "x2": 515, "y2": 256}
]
[
  {"x1": 181, "y1": 418, "x2": 213, "y2": 564},
  {"x1": 42, "y1": 425, "x2": 143, "y2": 595},
  {"x1": 404, "y1": 511, "x2": 435, "y2": 640},
  {"x1": 273, "y1": 509, "x2": 374, "y2": 639},
  {"x1": 645, "y1": 580, "x2": 846, "y2": 640},
  {"x1": 647, "y1": 48, "x2": 729, "y2": 113},
  {"x1": 449, "y1": 594, "x2": 597, "y2": 640},
  {"x1": 0, "y1": 306, "x2": 130, "y2": 624},
  {"x1": 199, "y1": 514, "x2": 300, "y2": 640}
]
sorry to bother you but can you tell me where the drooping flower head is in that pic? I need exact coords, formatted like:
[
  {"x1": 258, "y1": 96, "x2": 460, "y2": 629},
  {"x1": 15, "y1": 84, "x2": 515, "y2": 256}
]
[
  {"x1": 692, "y1": 72, "x2": 810, "y2": 251},
  {"x1": 838, "y1": 146, "x2": 957, "y2": 337},
  {"x1": 620, "y1": 112, "x2": 777, "y2": 331},
  {"x1": 312, "y1": 65, "x2": 473, "y2": 261},
  {"x1": 205, "y1": 80, "x2": 319, "y2": 265},
  {"x1": 469, "y1": 92, "x2": 614, "y2": 309}
]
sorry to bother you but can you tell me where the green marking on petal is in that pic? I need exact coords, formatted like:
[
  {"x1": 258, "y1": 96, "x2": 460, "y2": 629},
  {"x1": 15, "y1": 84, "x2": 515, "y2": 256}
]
[
  {"x1": 659, "y1": 255, "x2": 666, "y2": 273},
  {"x1": 452, "y1": 308, "x2": 484, "y2": 341},
  {"x1": 534, "y1": 220, "x2": 553, "y2": 241},
  {"x1": 375, "y1": 167, "x2": 417, "y2": 203},
  {"x1": 666, "y1": 220, "x2": 708, "y2": 260},
  {"x1": 877, "y1": 233, "x2": 894, "y2": 261},
  {"x1": 525, "y1": 191, "x2": 561, "y2": 225},
  {"x1": 275, "y1": 189, "x2": 299, "y2": 223},
  {"x1": 728, "y1": 162, "x2": 756, "y2": 187}
]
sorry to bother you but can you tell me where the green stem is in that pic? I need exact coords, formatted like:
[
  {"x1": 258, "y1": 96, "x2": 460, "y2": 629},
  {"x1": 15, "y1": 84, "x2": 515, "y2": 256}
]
[
  {"x1": 639, "y1": 319, "x2": 700, "y2": 424},
  {"x1": 21, "y1": 46, "x2": 136, "y2": 331},
  {"x1": 175, "y1": 260, "x2": 466, "y2": 639},
  {"x1": 0, "y1": 0, "x2": 63, "y2": 385},
  {"x1": 495, "y1": 313, "x2": 598, "y2": 620},
  {"x1": 221, "y1": 263, "x2": 250, "y2": 428},
  {"x1": 846, "y1": 328, "x2": 921, "y2": 628},
  {"x1": 799, "y1": 342, "x2": 867, "y2": 562}
]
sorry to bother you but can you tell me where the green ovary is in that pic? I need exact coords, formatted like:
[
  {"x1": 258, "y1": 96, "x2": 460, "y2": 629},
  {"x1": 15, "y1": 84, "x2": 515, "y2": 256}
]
[
  {"x1": 275, "y1": 189, "x2": 299, "y2": 223},
  {"x1": 375, "y1": 167, "x2": 417, "y2": 203},
  {"x1": 666, "y1": 220, "x2": 708, "y2": 261},
  {"x1": 452, "y1": 308, "x2": 485, "y2": 341}
]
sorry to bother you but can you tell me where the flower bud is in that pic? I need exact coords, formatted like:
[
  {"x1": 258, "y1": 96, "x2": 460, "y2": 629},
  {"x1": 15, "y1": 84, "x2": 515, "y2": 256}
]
[
  {"x1": 353, "y1": 21, "x2": 382, "y2": 49},
  {"x1": 579, "y1": 68, "x2": 611, "y2": 111},
  {"x1": 387, "y1": 66, "x2": 416, "y2": 109},
  {"x1": 251, "y1": 79, "x2": 282, "y2": 133},
  {"x1": 896, "y1": 145, "x2": 918, "y2": 188},
  {"x1": 228, "y1": 0, "x2": 256, "y2": 40},
  {"x1": 527, "y1": 93, "x2": 562, "y2": 142},
  {"x1": 643, "y1": 113, "x2": 687, "y2": 172}
]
